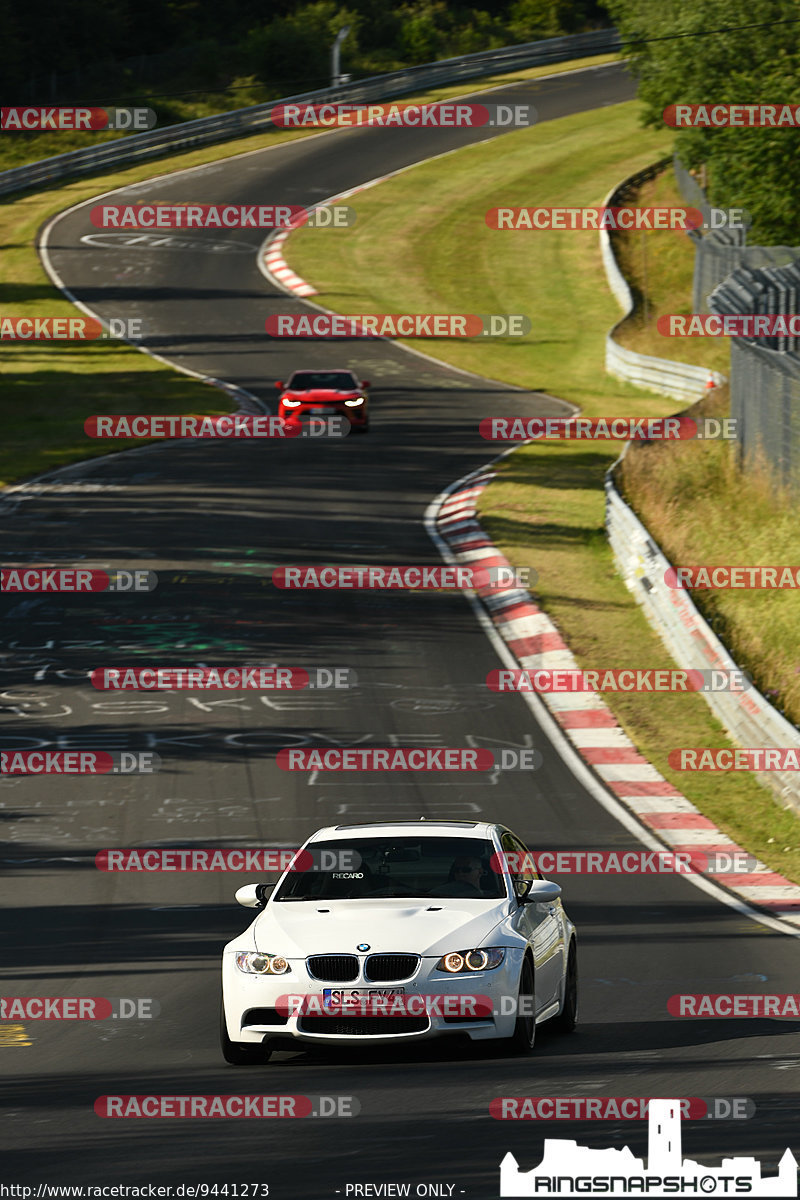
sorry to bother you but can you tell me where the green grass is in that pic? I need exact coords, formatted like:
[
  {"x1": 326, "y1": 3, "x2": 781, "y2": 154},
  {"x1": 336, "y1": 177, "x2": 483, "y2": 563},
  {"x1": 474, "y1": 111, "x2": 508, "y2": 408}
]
[
  {"x1": 618, "y1": 386, "x2": 800, "y2": 728},
  {"x1": 287, "y1": 102, "x2": 675, "y2": 411},
  {"x1": 282, "y1": 96, "x2": 800, "y2": 881},
  {"x1": 611, "y1": 168, "x2": 729, "y2": 373}
]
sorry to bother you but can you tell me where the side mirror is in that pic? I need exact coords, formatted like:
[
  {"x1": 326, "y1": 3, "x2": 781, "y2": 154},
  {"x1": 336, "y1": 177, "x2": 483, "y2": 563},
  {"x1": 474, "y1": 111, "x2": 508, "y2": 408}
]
[
  {"x1": 519, "y1": 879, "x2": 561, "y2": 904},
  {"x1": 360, "y1": 379, "x2": 371, "y2": 388},
  {"x1": 235, "y1": 883, "x2": 273, "y2": 909},
  {"x1": 274, "y1": 380, "x2": 284, "y2": 389}
]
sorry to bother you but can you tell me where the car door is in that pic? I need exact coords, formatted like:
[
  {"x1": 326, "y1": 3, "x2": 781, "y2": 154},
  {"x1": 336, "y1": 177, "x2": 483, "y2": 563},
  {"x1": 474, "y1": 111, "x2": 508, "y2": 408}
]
[{"x1": 502, "y1": 831, "x2": 564, "y2": 1012}]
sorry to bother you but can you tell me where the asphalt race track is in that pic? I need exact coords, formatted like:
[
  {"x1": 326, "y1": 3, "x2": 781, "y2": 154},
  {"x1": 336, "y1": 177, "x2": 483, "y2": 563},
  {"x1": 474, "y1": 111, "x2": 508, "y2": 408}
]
[{"x1": 2, "y1": 62, "x2": 800, "y2": 1196}]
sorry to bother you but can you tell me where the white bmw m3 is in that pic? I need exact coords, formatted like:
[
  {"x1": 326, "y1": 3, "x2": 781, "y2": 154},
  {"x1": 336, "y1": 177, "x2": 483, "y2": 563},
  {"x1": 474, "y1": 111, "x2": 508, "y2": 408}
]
[{"x1": 220, "y1": 819, "x2": 578, "y2": 1064}]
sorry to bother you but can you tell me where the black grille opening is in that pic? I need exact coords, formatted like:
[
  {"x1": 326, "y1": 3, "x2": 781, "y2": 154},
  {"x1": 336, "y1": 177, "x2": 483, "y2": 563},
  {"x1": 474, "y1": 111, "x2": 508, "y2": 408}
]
[
  {"x1": 443, "y1": 1014, "x2": 489, "y2": 1024},
  {"x1": 307, "y1": 954, "x2": 359, "y2": 982},
  {"x1": 299, "y1": 1015, "x2": 429, "y2": 1036},
  {"x1": 365, "y1": 954, "x2": 419, "y2": 982},
  {"x1": 242, "y1": 1008, "x2": 289, "y2": 1027}
]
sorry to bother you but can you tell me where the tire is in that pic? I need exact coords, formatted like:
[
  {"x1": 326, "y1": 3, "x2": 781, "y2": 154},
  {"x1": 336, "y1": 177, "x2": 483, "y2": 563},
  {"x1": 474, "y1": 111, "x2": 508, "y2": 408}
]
[
  {"x1": 550, "y1": 941, "x2": 578, "y2": 1034},
  {"x1": 506, "y1": 956, "x2": 536, "y2": 1054},
  {"x1": 220, "y1": 1000, "x2": 271, "y2": 1065}
]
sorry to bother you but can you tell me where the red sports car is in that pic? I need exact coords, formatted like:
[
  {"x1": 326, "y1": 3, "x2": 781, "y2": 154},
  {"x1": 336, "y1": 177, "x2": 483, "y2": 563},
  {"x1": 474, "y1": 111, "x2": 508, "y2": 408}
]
[{"x1": 276, "y1": 369, "x2": 370, "y2": 433}]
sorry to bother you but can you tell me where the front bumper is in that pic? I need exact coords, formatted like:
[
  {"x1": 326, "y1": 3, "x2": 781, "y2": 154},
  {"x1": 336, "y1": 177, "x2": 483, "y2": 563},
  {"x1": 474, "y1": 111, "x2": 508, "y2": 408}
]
[
  {"x1": 221, "y1": 951, "x2": 523, "y2": 1046},
  {"x1": 280, "y1": 403, "x2": 367, "y2": 428}
]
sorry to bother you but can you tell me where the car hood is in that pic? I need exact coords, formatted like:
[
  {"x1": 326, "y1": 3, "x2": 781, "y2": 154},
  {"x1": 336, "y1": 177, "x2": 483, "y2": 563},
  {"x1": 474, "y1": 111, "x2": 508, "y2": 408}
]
[
  {"x1": 253, "y1": 898, "x2": 509, "y2": 958},
  {"x1": 282, "y1": 389, "x2": 361, "y2": 403}
]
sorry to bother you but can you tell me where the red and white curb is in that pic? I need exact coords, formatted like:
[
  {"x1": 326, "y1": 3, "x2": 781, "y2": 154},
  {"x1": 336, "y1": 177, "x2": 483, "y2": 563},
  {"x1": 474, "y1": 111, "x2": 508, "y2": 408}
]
[
  {"x1": 435, "y1": 468, "x2": 800, "y2": 929},
  {"x1": 262, "y1": 227, "x2": 318, "y2": 297}
]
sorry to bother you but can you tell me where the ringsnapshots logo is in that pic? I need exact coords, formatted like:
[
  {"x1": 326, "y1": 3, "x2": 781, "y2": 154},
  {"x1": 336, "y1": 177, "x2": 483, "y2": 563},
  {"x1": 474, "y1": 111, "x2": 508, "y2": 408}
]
[
  {"x1": 271, "y1": 101, "x2": 535, "y2": 128},
  {"x1": 1, "y1": 106, "x2": 156, "y2": 131},
  {"x1": 84, "y1": 414, "x2": 349, "y2": 439},
  {"x1": 265, "y1": 314, "x2": 530, "y2": 338},
  {"x1": 2, "y1": 567, "x2": 157, "y2": 592},
  {"x1": 498, "y1": 1098, "x2": 797, "y2": 1197}
]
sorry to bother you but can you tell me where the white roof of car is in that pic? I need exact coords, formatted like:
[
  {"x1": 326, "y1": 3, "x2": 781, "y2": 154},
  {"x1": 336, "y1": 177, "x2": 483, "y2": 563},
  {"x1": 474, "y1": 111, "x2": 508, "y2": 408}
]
[{"x1": 308, "y1": 821, "x2": 498, "y2": 842}]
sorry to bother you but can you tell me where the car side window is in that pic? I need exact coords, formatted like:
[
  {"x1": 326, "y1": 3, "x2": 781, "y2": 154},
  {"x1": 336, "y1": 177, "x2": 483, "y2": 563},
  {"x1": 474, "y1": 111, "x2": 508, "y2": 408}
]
[{"x1": 501, "y1": 832, "x2": 539, "y2": 900}]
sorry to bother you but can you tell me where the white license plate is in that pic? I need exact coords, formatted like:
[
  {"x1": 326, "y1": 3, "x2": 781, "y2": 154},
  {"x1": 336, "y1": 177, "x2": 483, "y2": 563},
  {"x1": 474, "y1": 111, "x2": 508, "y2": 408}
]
[
  {"x1": 309, "y1": 406, "x2": 336, "y2": 414},
  {"x1": 323, "y1": 988, "x2": 404, "y2": 1006}
]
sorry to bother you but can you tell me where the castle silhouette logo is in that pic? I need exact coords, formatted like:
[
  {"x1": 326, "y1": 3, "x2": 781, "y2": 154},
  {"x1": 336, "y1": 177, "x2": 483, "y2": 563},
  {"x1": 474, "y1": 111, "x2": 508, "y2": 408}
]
[{"x1": 499, "y1": 1098, "x2": 797, "y2": 1197}]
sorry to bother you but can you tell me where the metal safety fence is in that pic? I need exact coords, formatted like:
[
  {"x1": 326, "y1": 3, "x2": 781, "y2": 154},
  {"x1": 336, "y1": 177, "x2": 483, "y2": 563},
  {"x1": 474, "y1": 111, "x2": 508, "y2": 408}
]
[
  {"x1": 605, "y1": 456, "x2": 800, "y2": 815},
  {"x1": 672, "y1": 156, "x2": 800, "y2": 495}
]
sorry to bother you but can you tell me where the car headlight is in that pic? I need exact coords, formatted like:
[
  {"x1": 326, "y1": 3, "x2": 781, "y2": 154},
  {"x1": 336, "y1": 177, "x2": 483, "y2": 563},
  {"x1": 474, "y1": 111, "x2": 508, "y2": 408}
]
[
  {"x1": 282, "y1": 398, "x2": 301, "y2": 408},
  {"x1": 235, "y1": 952, "x2": 291, "y2": 975},
  {"x1": 435, "y1": 948, "x2": 505, "y2": 973},
  {"x1": 344, "y1": 396, "x2": 365, "y2": 406}
]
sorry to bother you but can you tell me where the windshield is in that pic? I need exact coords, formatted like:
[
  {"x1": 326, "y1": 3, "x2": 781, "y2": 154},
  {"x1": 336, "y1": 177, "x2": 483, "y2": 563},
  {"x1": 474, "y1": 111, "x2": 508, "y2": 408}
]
[
  {"x1": 273, "y1": 836, "x2": 505, "y2": 901},
  {"x1": 287, "y1": 371, "x2": 359, "y2": 391}
]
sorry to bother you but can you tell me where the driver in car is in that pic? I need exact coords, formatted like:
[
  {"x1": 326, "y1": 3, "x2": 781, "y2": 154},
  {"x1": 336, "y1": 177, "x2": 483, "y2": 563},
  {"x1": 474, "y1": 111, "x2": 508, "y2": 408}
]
[{"x1": 439, "y1": 856, "x2": 487, "y2": 897}]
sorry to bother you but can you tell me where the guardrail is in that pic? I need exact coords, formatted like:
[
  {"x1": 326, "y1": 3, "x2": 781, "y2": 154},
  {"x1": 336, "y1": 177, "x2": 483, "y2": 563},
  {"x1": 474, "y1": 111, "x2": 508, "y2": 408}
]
[
  {"x1": 0, "y1": 29, "x2": 620, "y2": 199},
  {"x1": 600, "y1": 159, "x2": 726, "y2": 400},
  {"x1": 605, "y1": 462, "x2": 800, "y2": 813}
]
